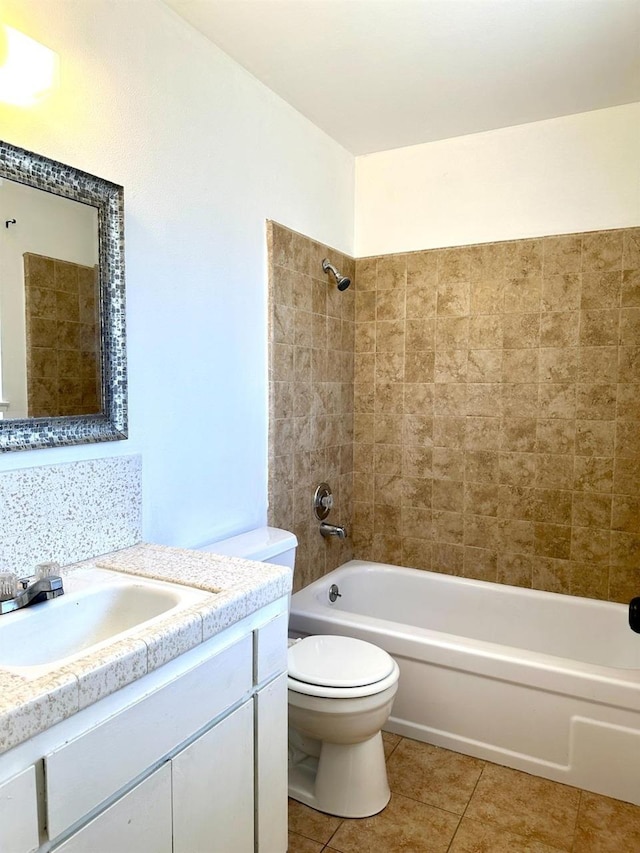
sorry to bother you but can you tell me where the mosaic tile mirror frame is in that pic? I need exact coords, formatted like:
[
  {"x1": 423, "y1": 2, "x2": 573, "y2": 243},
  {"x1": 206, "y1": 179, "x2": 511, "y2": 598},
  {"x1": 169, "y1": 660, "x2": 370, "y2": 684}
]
[{"x1": 0, "y1": 139, "x2": 127, "y2": 451}]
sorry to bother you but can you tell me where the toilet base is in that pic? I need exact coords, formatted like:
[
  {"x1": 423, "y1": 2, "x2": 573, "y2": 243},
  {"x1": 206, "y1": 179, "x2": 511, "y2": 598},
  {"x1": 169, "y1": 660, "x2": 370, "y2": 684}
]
[{"x1": 288, "y1": 731, "x2": 390, "y2": 818}]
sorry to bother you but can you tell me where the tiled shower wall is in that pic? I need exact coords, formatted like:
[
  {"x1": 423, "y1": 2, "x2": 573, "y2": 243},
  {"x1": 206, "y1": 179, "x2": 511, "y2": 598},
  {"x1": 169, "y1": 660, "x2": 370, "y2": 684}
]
[
  {"x1": 267, "y1": 222, "x2": 355, "y2": 590},
  {"x1": 353, "y1": 228, "x2": 640, "y2": 603}
]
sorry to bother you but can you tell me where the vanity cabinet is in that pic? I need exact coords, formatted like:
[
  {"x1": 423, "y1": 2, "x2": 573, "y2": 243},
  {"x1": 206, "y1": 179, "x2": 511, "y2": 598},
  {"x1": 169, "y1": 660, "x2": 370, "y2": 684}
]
[{"x1": 0, "y1": 601, "x2": 288, "y2": 853}]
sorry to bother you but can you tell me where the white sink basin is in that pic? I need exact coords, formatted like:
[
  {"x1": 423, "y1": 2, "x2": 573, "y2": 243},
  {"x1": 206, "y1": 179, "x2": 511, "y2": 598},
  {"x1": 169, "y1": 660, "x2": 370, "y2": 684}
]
[{"x1": 0, "y1": 567, "x2": 212, "y2": 671}]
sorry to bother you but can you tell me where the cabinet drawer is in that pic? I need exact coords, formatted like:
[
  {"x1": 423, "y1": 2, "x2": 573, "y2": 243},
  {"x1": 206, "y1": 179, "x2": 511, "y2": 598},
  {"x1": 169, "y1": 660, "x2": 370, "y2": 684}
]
[
  {"x1": 46, "y1": 634, "x2": 252, "y2": 840},
  {"x1": 254, "y1": 612, "x2": 288, "y2": 685},
  {"x1": 0, "y1": 765, "x2": 39, "y2": 853}
]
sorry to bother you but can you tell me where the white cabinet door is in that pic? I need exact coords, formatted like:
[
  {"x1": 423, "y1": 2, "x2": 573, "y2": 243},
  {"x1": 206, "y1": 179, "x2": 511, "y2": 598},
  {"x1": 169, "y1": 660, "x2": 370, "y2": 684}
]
[
  {"x1": 53, "y1": 762, "x2": 171, "y2": 853},
  {"x1": 173, "y1": 699, "x2": 254, "y2": 853},
  {"x1": 255, "y1": 673, "x2": 288, "y2": 853},
  {"x1": 0, "y1": 766, "x2": 39, "y2": 853}
]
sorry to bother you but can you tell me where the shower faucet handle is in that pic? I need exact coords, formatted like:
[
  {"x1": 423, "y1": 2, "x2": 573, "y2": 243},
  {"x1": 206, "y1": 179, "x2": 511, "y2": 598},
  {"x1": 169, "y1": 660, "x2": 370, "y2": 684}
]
[{"x1": 313, "y1": 483, "x2": 334, "y2": 521}]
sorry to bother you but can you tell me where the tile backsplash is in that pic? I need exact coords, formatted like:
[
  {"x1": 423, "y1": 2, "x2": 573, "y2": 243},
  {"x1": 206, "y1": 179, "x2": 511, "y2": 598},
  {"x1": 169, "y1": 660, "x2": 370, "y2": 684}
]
[{"x1": 0, "y1": 455, "x2": 142, "y2": 575}]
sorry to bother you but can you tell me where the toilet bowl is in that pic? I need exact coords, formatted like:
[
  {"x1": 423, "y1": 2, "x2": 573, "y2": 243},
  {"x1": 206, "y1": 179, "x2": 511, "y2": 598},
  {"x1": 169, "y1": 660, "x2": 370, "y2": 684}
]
[{"x1": 202, "y1": 527, "x2": 399, "y2": 818}]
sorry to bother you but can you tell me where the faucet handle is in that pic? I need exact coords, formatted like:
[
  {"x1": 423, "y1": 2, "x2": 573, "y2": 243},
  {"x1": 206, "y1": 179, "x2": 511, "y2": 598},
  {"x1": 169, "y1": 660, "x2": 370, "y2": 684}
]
[
  {"x1": 35, "y1": 561, "x2": 61, "y2": 580},
  {"x1": 0, "y1": 572, "x2": 17, "y2": 601}
]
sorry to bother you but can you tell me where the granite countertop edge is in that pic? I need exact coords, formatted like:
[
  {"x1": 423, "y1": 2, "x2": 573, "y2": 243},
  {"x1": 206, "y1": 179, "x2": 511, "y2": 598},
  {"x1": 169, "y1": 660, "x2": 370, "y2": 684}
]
[{"x1": 0, "y1": 542, "x2": 291, "y2": 757}]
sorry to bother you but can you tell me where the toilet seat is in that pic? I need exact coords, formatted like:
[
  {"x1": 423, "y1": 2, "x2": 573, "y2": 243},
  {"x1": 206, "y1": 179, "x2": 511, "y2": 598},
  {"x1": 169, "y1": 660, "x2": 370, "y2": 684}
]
[{"x1": 288, "y1": 635, "x2": 399, "y2": 699}]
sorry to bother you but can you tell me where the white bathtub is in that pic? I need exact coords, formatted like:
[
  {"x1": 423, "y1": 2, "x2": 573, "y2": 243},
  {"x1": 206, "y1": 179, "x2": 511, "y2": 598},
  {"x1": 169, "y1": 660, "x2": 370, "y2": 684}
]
[{"x1": 289, "y1": 560, "x2": 640, "y2": 805}]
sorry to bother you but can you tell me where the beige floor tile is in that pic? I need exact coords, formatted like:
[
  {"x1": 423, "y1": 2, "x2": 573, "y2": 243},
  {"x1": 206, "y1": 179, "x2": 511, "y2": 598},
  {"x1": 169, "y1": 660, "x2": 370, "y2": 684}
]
[
  {"x1": 387, "y1": 738, "x2": 484, "y2": 814},
  {"x1": 382, "y1": 730, "x2": 402, "y2": 759},
  {"x1": 449, "y1": 817, "x2": 567, "y2": 852},
  {"x1": 288, "y1": 799, "x2": 342, "y2": 845},
  {"x1": 328, "y1": 792, "x2": 459, "y2": 853},
  {"x1": 465, "y1": 763, "x2": 580, "y2": 851},
  {"x1": 287, "y1": 830, "x2": 324, "y2": 852},
  {"x1": 573, "y1": 791, "x2": 640, "y2": 852}
]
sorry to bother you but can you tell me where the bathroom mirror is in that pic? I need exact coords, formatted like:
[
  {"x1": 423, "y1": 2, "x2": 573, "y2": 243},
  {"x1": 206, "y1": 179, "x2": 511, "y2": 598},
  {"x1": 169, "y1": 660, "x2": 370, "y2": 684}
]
[{"x1": 0, "y1": 140, "x2": 126, "y2": 451}]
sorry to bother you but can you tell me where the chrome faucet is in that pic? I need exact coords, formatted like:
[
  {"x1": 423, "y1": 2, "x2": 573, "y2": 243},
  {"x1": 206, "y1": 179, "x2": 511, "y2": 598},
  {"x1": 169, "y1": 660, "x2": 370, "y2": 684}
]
[
  {"x1": 0, "y1": 575, "x2": 64, "y2": 616},
  {"x1": 319, "y1": 522, "x2": 347, "y2": 540}
]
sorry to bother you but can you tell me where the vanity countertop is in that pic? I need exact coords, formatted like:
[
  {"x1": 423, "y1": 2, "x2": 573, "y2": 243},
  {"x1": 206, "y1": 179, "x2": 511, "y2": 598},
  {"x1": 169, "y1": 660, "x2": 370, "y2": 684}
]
[{"x1": 0, "y1": 543, "x2": 291, "y2": 756}]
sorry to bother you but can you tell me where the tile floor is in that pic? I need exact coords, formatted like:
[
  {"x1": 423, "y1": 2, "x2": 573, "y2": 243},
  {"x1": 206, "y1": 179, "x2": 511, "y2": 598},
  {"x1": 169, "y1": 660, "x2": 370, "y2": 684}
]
[{"x1": 288, "y1": 733, "x2": 640, "y2": 852}]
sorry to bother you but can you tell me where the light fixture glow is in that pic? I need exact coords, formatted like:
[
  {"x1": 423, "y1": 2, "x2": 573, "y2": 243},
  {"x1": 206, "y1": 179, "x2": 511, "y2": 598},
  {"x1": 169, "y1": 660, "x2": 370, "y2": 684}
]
[{"x1": 0, "y1": 24, "x2": 58, "y2": 106}]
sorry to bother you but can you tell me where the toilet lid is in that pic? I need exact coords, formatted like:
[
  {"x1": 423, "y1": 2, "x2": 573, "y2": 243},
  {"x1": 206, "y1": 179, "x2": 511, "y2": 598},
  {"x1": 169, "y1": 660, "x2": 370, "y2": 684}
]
[{"x1": 288, "y1": 635, "x2": 395, "y2": 688}]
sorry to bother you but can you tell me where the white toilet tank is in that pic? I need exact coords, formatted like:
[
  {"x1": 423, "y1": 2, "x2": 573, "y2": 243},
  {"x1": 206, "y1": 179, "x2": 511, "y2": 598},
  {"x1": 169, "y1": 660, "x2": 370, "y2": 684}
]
[{"x1": 199, "y1": 526, "x2": 297, "y2": 569}]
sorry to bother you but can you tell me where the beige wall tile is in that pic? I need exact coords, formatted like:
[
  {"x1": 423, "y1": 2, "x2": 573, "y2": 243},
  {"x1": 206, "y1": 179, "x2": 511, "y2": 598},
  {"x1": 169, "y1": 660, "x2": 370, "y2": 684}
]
[
  {"x1": 614, "y1": 457, "x2": 640, "y2": 495},
  {"x1": 407, "y1": 251, "x2": 438, "y2": 287},
  {"x1": 272, "y1": 225, "x2": 640, "y2": 602},
  {"x1": 504, "y1": 239, "x2": 544, "y2": 279},
  {"x1": 570, "y1": 562, "x2": 610, "y2": 600},
  {"x1": 466, "y1": 450, "x2": 500, "y2": 483},
  {"x1": 541, "y1": 273, "x2": 581, "y2": 312},
  {"x1": 539, "y1": 348, "x2": 577, "y2": 383},
  {"x1": 503, "y1": 313, "x2": 540, "y2": 348},
  {"x1": 579, "y1": 309, "x2": 619, "y2": 347},
  {"x1": 406, "y1": 283, "x2": 437, "y2": 318},
  {"x1": 581, "y1": 271, "x2": 622, "y2": 309},
  {"x1": 465, "y1": 482, "x2": 499, "y2": 516},
  {"x1": 469, "y1": 315, "x2": 503, "y2": 348},
  {"x1": 436, "y1": 316, "x2": 469, "y2": 349},
  {"x1": 502, "y1": 349, "x2": 538, "y2": 383},
  {"x1": 540, "y1": 310, "x2": 580, "y2": 347},
  {"x1": 621, "y1": 268, "x2": 640, "y2": 306},
  {"x1": 402, "y1": 506, "x2": 432, "y2": 539},
  {"x1": 497, "y1": 552, "x2": 534, "y2": 587},
  {"x1": 543, "y1": 235, "x2": 582, "y2": 276},
  {"x1": 532, "y1": 557, "x2": 572, "y2": 595},
  {"x1": 406, "y1": 318, "x2": 435, "y2": 351},
  {"x1": 435, "y1": 350, "x2": 467, "y2": 383},
  {"x1": 617, "y1": 383, "x2": 640, "y2": 419},
  {"x1": 402, "y1": 538, "x2": 433, "y2": 570},
  {"x1": 433, "y1": 416, "x2": 467, "y2": 448},
  {"x1": 438, "y1": 246, "x2": 473, "y2": 283},
  {"x1": 504, "y1": 276, "x2": 541, "y2": 313},
  {"x1": 502, "y1": 383, "x2": 539, "y2": 417},
  {"x1": 576, "y1": 384, "x2": 616, "y2": 420},
  {"x1": 467, "y1": 349, "x2": 502, "y2": 382},
  {"x1": 377, "y1": 255, "x2": 407, "y2": 290},
  {"x1": 470, "y1": 278, "x2": 504, "y2": 314},
  {"x1": 432, "y1": 510, "x2": 464, "y2": 544},
  {"x1": 404, "y1": 351, "x2": 435, "y2": 384},
  {"x1": 583, "y1": 230, "x2": 624, "y2": 271}
]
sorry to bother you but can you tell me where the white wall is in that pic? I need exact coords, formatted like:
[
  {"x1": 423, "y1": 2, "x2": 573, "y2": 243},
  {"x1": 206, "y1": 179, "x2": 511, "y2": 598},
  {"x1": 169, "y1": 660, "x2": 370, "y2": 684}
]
[
  {"x1": 0, "y1": 0, "x2": 354, "y2": 547},
  {"x1": 0, "y1": 180, "x2": 98, "y2": 418},
  {"x1": 355, "y1": 103, "x2": 640, "y2": 256}
]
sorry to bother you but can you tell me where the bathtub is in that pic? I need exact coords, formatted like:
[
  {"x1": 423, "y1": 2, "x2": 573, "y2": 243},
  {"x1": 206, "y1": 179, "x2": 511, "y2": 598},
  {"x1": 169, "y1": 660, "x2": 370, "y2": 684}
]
[{"x1": 289, "y1": 560, "x2": 640, "y2": 805}]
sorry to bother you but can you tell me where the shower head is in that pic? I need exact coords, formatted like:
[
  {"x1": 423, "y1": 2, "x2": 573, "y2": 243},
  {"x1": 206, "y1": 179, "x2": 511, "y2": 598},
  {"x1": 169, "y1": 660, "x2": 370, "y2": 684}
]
[{"x1": 322, "y1": 258, "x2": 351, "y2": 291}]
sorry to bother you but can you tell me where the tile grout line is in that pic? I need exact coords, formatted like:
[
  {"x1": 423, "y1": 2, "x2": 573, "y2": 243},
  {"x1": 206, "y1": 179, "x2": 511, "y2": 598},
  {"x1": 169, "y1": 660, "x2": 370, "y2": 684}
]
[
  {"x1": 569, "y1": 789, "x2": 583, "y2": 853},
  {"x1": 443, "y1": 761, "x2": 488, "y2": 851}
]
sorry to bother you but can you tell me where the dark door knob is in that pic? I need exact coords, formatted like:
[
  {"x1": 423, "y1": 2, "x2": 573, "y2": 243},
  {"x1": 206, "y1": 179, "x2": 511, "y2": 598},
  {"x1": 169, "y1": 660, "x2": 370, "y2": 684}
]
[{"x1": 629, "y1": 597, "x2": 640, "y2": 633}]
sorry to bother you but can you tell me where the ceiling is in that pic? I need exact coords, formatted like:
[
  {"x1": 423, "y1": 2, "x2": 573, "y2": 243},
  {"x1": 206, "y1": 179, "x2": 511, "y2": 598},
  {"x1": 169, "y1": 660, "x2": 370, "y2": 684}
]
[{"x1": 165, "y1": 0, "x2": 640, "y2": 155}]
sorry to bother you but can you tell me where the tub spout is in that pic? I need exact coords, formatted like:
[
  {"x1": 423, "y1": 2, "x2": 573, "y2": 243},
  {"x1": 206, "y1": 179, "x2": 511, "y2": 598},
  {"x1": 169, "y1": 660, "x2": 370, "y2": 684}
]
[{"x1": 319, "y1": 522, "x2": 347, "y2": 540}]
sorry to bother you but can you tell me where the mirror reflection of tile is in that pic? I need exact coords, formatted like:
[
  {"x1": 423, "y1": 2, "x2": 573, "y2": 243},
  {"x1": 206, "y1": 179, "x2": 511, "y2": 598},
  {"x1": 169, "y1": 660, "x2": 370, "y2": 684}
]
[{"x1": 24, "y1": 252, "x2": 101, "y2": 418}]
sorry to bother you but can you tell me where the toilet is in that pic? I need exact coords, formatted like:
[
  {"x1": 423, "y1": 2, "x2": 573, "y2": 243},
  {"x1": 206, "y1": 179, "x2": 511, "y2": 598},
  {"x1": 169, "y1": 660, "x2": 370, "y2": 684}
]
[{"x1": 203, "y1": 526, "x2": 399, "y2": 818}]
